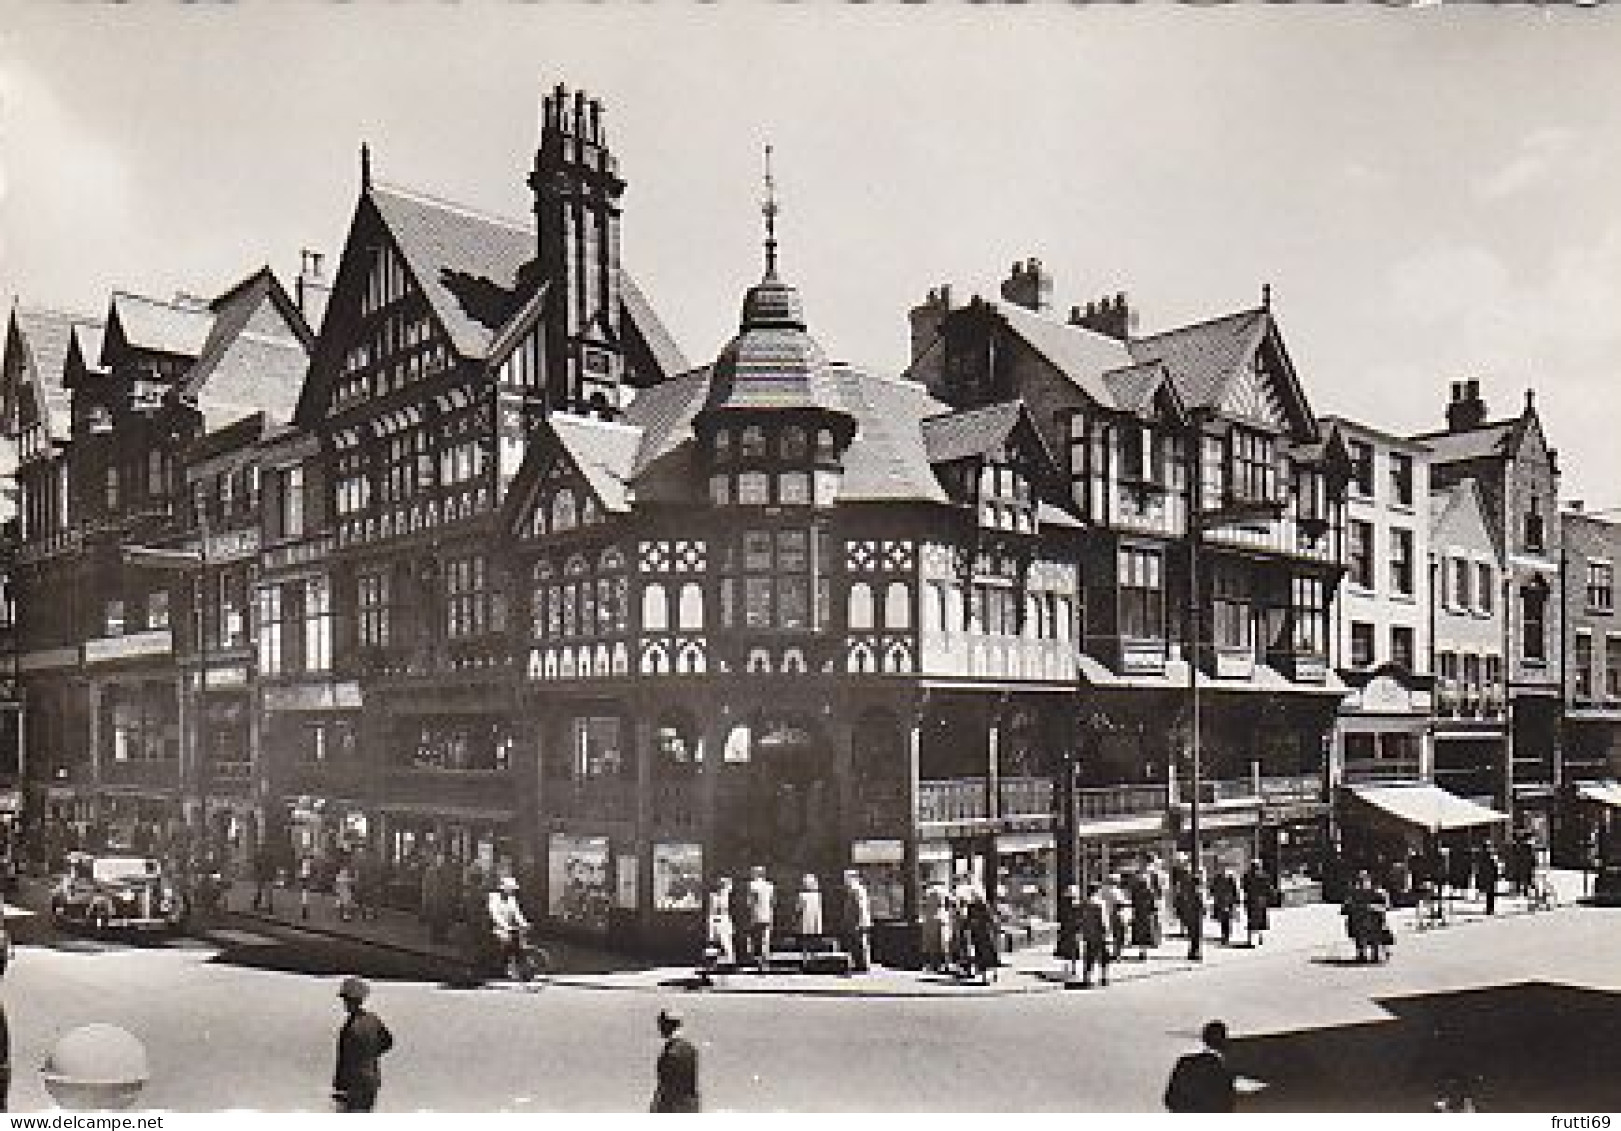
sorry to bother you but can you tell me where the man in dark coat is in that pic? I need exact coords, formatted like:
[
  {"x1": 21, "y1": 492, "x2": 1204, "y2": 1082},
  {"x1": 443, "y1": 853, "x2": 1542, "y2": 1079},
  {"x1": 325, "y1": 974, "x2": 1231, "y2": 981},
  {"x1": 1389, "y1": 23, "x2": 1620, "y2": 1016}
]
[
  {"x1": 1164, "y1": 1020, "x2": 1236, "y2": 1113},
  {"x1": 1079, "y1": 884, "x2": 1111, "y2": 987},
  {"x1": 650, "y1": 1008, "x2": 700, "y2": 1113},
  {"x1": 1476, "y1": 846, "x2": 1500, "y2": 916},
  {"x1": 333, "y1": 976, "x2": 394, "y2": 1112}
]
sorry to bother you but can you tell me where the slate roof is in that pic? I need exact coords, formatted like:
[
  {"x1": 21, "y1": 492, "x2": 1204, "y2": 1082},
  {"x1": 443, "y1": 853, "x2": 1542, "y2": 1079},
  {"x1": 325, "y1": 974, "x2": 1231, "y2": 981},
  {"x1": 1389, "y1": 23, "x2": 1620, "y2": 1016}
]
[
  {"x1": 1409, "y1": 420, "x2": 1518, "y2": 466},
  {"x1": 994, "y1": 300, "x2": 1133, "y2": 407},
  {"x1": 1126, "y1": 308, "x2": 1270, "y2": 410},
  {"x1": 1102, "y1": 361, "x2": 1175, "y2": 416},
  {"x1": 369, "y1": 183, "x2": 533, "y2": 362},
  {"x1": 368, "y1": 183, "x2": 688, "y2": 378},
  {"x1": 8, "y1": 306, "x2": 88, "y2": 439},
  {"x1": 920, "y1": 400, "x2": 1023, "y2": 464},
  {"x1": 71, "y1": 323, "x2": 107, "y2": 376},
  {"x1": 107, "y1": 291, "x2": 214, "y2": 360},
  {"x1": 181, "y1": 270, "x2": 311, "y2": 428},
  {"x1": 622, "y1": 361, "x2": 950, "y2": 507},
  {"x1": 701, "y1": 276, "x2": 849, "y2": 417},
  {"x1": 549, "y1": 414, "x2": 643, "y2": 513}
]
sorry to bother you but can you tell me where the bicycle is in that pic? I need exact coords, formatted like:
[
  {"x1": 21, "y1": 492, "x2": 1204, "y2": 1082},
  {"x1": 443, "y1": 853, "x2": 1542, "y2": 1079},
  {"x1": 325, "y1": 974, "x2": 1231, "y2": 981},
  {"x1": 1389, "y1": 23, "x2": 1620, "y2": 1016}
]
[{"x1": 497, "y1": 926, "x2": 553, "y2": 987}]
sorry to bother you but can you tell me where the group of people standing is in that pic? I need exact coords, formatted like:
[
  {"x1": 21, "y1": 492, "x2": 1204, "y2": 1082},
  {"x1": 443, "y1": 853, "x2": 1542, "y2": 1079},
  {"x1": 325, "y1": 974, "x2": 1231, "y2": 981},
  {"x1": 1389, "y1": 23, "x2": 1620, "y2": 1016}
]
[
  {"x1": 705, "y1": 867, "x2": 874, "y2": 974},
  {"x1": 920, "y1": 873, "x2": 1005, "y2": 983},
  {"x1": 1054, "y1": 854, "x2": 1278, "y2": 985}
]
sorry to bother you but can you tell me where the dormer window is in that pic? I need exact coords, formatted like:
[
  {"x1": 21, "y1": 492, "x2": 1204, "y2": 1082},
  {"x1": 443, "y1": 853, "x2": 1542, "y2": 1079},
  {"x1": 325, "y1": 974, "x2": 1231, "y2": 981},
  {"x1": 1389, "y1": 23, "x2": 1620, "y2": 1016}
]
[
  {"x1": 1119, "y1": 422, "x2": 1163, "y2": 485},
  {"x1": 781, "y1": 426, "x2": 808, "y2": 461},
  {"x1": 741, "y1": 426, "x2": 766, "y2": 459},
  {"x1": 815, "y1": 428, "x2": 836, "y2": 461}
]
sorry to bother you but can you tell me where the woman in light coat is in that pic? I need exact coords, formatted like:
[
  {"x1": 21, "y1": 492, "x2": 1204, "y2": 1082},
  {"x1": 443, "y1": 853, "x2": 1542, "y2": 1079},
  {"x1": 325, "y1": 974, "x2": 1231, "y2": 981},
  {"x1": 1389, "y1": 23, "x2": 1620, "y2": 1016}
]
[
  {"x1": 796, "y1": 874, "x2": 823, "y2": 938},
  {"x1": 705, "y1": 878, "x2": 735, "y2": 966}
]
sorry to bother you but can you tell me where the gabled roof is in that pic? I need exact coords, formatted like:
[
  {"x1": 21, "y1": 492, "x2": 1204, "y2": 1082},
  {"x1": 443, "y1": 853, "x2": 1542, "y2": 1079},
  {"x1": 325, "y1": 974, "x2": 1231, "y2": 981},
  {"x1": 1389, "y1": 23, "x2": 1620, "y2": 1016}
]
[
  {"x1": 1428, "y1": 476, "x2": 1495, "y2": 548},
  {"x1": 1101, "y1": 360, "x2": 1189, "y2": 424},
  {"x1": 1126, "y1": 307, "x2": 1269, "y2": 411},
  {"x1": 921, "y1": 400, "x2": 1024, "y2": 464},
  {"x1": 369, "y1": 183, "x2": 534, "y2": 362},
  {"x1": 1410, "y1": 420, "x2": 1518, "y2": 466},
  {"x1": 179, "y1": 268, "x2": 312, "y2": 429},
  {"x1": 993, "y1": 300, "x2": 1134, "y2": 407},
  {"x1": 5, "y1": 305, "x2": 88, "y2": 440},
  {"x1": 548, "y1": 414, "x2": 643, "y2": 514},
  {"x1": 70, "y1": 323, "x2": 107, "y2": 377},
  {"x1": 106, "y1": 291, "x2": 214, "y2": 361}
]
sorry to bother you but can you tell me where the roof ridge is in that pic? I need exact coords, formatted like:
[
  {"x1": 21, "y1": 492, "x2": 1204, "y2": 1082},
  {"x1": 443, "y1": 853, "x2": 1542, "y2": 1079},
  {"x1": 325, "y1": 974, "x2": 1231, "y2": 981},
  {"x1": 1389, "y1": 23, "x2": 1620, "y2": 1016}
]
[
  {"x1": 371, "y1": 180, "x2": 534, "y2": 235},
  {"x1": 1409, "y1": 418, "x2": 1517, "y2": 440},
  {"x1": 1130, "y1": 304, "x2": 1265, "y2": 344}
]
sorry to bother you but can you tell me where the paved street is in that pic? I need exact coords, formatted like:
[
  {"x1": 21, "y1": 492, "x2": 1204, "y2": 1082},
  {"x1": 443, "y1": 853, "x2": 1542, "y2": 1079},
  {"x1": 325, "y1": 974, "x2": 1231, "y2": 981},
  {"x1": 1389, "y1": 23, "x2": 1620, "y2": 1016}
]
[{"x1": 5, "y1": 876, "x2": 1621, "y2": 1112}]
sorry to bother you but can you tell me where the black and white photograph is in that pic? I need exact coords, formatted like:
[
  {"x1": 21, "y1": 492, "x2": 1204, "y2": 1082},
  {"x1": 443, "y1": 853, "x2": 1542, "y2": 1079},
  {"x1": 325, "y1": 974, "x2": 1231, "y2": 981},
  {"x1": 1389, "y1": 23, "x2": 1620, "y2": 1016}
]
[{"x1": 2, "y1": 2, "x2": 1620, "y2": 1115}]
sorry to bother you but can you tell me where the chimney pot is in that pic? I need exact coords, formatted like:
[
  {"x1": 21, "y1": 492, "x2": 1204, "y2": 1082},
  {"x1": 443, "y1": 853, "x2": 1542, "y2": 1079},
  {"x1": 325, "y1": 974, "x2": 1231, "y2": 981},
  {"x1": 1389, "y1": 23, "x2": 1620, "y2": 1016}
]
[
  {"x1": 1525, "y1": 388, "x2": 1536, "y2": 411},
  {"x1": 1450, "y1": 381, "x2": 1463, "y2": 402},
  {"x1": 1467, "y1": 378, "x2": 1480, "y2": 398}
]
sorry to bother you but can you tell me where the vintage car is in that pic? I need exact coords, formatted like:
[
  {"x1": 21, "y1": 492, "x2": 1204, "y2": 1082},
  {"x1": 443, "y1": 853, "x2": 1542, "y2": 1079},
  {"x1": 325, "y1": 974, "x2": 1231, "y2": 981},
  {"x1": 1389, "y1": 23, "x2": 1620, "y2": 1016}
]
[{"x1": 49, "y1": 852, "x2": 186, "y2": 934}]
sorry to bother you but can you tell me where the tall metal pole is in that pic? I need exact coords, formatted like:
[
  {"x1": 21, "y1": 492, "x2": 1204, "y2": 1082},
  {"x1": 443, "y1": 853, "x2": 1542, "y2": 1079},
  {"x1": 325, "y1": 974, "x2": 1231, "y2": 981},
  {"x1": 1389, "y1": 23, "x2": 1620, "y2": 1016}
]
[{"x1": 1187, "y1": 523, "x2": 1203, "y2": 961}]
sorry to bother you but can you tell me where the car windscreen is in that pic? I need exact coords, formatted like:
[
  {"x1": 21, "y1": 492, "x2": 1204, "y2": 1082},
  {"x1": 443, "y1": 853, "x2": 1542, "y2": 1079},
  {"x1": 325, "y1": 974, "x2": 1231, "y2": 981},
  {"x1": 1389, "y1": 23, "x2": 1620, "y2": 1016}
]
[{"x1": 91, "y1": 858, "x2": 160, "y2": 884}]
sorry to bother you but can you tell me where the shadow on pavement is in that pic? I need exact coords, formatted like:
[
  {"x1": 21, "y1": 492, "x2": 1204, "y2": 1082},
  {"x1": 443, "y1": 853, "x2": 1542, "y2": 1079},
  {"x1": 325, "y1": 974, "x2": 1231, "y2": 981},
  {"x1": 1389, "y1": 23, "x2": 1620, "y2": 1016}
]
[{"x1": 1232, "y1": 980, "x2": 1621, "y2": 1112}]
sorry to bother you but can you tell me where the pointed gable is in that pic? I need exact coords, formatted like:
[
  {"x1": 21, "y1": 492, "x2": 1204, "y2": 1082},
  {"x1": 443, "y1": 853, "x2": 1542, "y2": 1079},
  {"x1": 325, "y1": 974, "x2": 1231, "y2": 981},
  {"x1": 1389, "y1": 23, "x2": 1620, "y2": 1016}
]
[
  {"x1": 180, "y1": 268, "x2": 314, "y2": 430},
  {"x1": 506, "y1": 413, "x2": 642, "y2": 541},
  {"x1": 3, "y1": 306, "x2": 87, "y2": 443},
  {"x1": 1127, "y1": 306, "x2": 1317, "y2": 439}
]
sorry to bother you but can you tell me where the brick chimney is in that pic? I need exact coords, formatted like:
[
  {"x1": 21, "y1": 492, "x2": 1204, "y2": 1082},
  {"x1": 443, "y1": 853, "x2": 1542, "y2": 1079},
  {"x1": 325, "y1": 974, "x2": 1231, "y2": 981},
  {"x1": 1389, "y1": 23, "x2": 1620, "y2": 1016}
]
[
  {"x1": 909, "y1": 285, "x2": 952, "y2": 364},
  {"x1": 1068, "y1": 293, "x2": 1136, "y2": 341},
  {"x1": 999, "y1": 257, "x2": 1052, "y2": 313},
  {"x1": 1446, "y1": 378, "x2": 1487, "y2": 432},
  {"x1": 296, "y1": 248, "x2": 332, "y2": 333}
]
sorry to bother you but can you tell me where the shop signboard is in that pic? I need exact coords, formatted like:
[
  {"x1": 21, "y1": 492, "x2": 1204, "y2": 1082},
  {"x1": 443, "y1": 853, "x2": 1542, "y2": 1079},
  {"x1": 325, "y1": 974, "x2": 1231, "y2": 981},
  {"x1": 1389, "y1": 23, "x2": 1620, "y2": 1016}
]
[
  {"x1": 653, "y1": 842, "x2": 703, "y2": 911},
  {"x1": 548, "y1": 833, "x2": 611, "y2": 931}
]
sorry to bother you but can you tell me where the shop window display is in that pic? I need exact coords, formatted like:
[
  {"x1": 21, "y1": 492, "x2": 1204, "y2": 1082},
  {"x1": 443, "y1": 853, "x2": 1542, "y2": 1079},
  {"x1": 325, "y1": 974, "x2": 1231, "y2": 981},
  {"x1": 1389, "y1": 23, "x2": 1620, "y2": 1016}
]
[
  {"x1": 997, "y1": 846, "x2": 1056, "y2": 935},
  {"x1": 653, "y1": 842, "x2": 704, "y2": 911},
  {"x1": 548, "y1": 833, "x2": 611, "y2": 931},
  {"x1": 850, "y1": 839, "x2": 906, "y2": 922}
]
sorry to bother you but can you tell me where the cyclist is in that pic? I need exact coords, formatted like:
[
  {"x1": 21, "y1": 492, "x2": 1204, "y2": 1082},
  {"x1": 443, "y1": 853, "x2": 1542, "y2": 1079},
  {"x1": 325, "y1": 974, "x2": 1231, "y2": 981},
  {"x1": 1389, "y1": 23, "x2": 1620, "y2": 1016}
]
[{"x1": 487, "y1": 875, "x2": 532, "y2": 980}]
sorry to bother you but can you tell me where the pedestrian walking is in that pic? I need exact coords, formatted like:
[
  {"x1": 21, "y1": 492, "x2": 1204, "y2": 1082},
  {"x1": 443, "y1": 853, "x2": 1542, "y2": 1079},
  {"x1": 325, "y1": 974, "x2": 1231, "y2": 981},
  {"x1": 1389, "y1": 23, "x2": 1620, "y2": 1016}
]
[
  {"x1": 1476, "y1": 846, "x2": 1500, "y2": 916},
  {"x1": 1128, "y1": 870, "x2": 1160, "y2": 960},
  {"x1": 1241, "y1": 860, "x2": 1273, "y2": 946},
  {"x1": 1167, "y1": 853, "x2": 1190, "y2": 936},
  {"x1": 650, "y1": 1009, "x2": 700, "y2": 1113},
  {"x1": 796, "y1": 873, "x2": 823, "y2": 940},
  {"x1": 1102, "y1": 873, "x2": 1128, "y2": 961},
  {"x1": 1342, "y1": 870, "x2": 1391, "y2": 963},
  {"x1": 1080, "y1": 883, "x2": 1111, "y2": 987},
  {"x1": 297, "y1": 851, "x2": 316, "y2": 921},
  {"x1": 1164, "y1": 1020, "x2": 1237, "y2": 1113},
  {"x1": 1210, "y1": 866, "x2": 1239, "y2": 946},
  {"x1": 332, "y1": 976, "x2": 393, "y2": 1113},
  {"x1": 745, "y1": 865, "x2": 775, "y2": 971},
  {"x1": 252, "y1": 841, "x2": 277, "y2": 914},
  {"x1": 334, "y1": 858, "x2": 357, "y2": 923},
  {"x1": 1054, "y1": 884, "x2": 1081, "y2": 982},
  {"x1": 950, "y1": 870, "x2": 977, "y2": 974},
  {"x1": 1181, "y1": 872, "x2": 1206, "y2": 961},
  {"x1": 842, "y1": 870, "x2": 873, "y2": 973},
  {"x1": 964, "y1": 885, "x2": 1002, "y2": 984},
  {"x1": 705, "y1": 878, "x2": 735, "y2": 968},
  {"x1": 920, "y1": 879, "x2": 953, "y2": 973},
  {"x1": 420, "y1": 854, "x2": 453, "y2": 944}
]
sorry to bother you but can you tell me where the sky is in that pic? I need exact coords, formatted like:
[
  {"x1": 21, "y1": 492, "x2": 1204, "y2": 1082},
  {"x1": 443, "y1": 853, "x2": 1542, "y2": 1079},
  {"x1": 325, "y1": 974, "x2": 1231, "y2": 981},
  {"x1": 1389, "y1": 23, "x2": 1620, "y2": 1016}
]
[{"x1": 2, "y1": 4, "x2": 1619, "y2": 505}]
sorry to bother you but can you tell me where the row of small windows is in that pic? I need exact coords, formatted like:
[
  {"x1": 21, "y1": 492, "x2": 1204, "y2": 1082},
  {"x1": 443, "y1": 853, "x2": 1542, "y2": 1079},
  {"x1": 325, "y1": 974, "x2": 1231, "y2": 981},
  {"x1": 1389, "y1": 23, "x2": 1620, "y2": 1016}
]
[
  {"x1": 712, "y1": 424, "x2": 837, "y2": 463},
  {"x1": 710, "y1": 471, "x2": 839, "y2": 507}
]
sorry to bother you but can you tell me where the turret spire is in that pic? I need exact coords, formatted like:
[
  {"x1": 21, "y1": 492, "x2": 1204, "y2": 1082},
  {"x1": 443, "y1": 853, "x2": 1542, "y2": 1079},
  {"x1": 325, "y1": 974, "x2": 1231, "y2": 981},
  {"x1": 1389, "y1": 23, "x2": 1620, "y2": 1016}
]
[
  {"x1": 762, "y1": 144, "x2": 779, "y2": 281},
  {"x1": 360, "y1": 142, "x2": 372, "y2": 192}
]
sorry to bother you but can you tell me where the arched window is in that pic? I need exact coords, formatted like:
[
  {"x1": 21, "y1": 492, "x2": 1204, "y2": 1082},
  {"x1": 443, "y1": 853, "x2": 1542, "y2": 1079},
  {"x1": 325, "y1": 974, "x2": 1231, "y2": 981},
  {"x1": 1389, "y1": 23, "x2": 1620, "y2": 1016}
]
[
  {"x1": 924, "y1": 582, "x2": 946, "y2": 633},
  {"x1": 678, "y1": 582, "x2": 704, "y2": 630},
  {"x1": 713, "y1": 429, "x2": 732, "y2": 463},
  {"x1": 781, "y1": 426, "x2": 808, "y2": 461},
  {"x1": 642, "y1": 583, "x2": 669, "y2": 632},
  {"x1": 945, "y1": 584, "x2": 964, "y2": 633},
  {"x1": 815, "y1": 428, "x2": 836, "y2": 459},
  {"x1": 741, "y1": 426, "x2": 766, "y2": 459},
  {"x1": 550, "y1": 489, "x2": 577, "y2": 532},
  {"x1": 884, "y1": 582, "x2": 911, "y2": 630},
  {"x1": 848, "y1": 582, "x2": 874, "y2": 630}
]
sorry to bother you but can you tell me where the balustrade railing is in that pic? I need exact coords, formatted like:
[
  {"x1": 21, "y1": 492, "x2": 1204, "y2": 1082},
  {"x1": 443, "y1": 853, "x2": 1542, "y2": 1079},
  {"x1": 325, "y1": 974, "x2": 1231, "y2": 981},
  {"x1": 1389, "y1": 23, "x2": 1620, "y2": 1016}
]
[
  {"x1": 997, "y1": 776, "x2": 1053, "y2": 819},
  {"x1": 918, "y1": 779, "x2": 989, "y2": 823},
  {"x1": 1340, "y1": 758, "x2": 1422, "y2": 783},
  {"x1": 1075, "y1": 783, "x2": 1165, "y2": 820}
]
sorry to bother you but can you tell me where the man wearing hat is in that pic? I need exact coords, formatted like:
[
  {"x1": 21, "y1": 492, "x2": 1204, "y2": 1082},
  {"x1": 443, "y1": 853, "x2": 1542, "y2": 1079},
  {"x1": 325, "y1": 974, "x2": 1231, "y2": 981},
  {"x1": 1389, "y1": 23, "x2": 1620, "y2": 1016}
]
[
  {"x1": 650, "y1": 1008, "x2": 700, "y2": 1113},
  {"x1": 487, "y1": 875, "x2": 532, "y2": 981},
  {"x1": 332, "y1": 976, "x2": 393, "y2": 1113}
]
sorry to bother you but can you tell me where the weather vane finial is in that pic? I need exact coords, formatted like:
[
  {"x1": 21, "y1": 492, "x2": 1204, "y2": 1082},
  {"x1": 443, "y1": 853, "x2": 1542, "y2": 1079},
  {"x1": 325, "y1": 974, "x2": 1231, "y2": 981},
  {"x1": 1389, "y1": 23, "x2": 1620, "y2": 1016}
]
[{"x1": 762, "y1": 143, "x2": 779, "y2": 280}]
